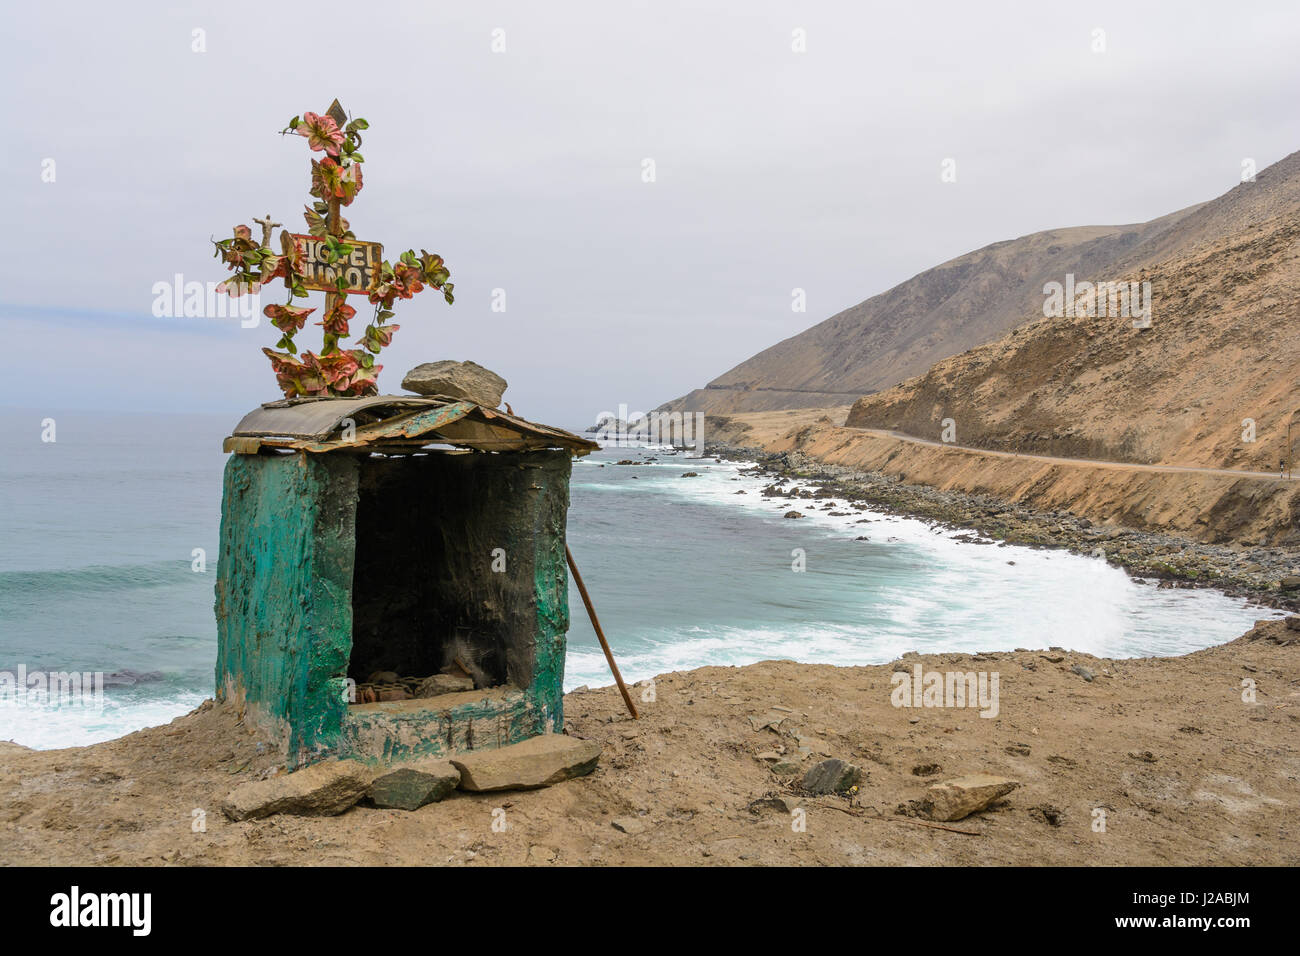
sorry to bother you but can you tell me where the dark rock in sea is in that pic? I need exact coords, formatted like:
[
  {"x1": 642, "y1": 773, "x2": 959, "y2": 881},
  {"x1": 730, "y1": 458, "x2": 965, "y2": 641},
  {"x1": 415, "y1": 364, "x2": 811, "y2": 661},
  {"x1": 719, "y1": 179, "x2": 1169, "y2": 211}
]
[
  {"x1": 586, "y1": 415, "x2": 627, "y2": 435},
  {"x1": 102, "y1": 670, "x2": 164, "y2": 688}
]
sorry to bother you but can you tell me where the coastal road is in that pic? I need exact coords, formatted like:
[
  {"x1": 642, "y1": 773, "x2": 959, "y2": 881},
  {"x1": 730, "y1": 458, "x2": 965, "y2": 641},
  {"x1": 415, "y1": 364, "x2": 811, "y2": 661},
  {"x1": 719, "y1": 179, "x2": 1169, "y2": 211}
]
[{"x1": 845, "y1": 426, "x2": 1291, "y2": 481}]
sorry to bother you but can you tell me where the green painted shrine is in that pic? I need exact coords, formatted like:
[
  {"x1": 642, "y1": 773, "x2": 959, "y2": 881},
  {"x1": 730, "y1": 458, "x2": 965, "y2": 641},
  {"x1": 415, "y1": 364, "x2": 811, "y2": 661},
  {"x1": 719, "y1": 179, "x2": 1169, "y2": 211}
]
[{"x1": 213, "y1": 395, "x2": 598, "y2": 769}]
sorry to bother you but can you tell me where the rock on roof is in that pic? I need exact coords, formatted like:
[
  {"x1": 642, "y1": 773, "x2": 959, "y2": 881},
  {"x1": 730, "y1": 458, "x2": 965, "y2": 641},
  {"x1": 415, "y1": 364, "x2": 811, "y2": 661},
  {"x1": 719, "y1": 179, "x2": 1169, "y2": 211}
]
[{"x1": 223, "y1": 395, "x2": 598, "y2": 456}]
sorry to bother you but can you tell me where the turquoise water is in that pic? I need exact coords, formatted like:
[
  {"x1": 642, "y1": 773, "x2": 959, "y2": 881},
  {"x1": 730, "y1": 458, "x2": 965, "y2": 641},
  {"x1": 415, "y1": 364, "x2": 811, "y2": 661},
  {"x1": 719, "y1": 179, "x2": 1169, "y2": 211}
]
[
  {"x1": 0, "y1": 408, "x2": 225, "y2": 747},
  {"x1": 0, "y1": 408, "x2": 1281, "y2": 749}
]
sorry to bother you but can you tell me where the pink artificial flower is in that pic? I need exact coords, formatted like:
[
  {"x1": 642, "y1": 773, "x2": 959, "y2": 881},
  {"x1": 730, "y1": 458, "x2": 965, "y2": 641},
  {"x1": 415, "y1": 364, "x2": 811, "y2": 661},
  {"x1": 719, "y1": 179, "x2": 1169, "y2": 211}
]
[{"x1": 296, "y1": 111, "x2": 345, "y2": 156}]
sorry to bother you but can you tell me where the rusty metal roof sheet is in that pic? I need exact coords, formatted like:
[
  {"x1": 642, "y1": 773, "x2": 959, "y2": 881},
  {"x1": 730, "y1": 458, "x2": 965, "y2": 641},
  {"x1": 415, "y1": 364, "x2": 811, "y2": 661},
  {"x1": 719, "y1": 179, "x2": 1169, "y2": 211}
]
[{"x1": 223, "y1": 395, "x2": 598, "y2": 456}]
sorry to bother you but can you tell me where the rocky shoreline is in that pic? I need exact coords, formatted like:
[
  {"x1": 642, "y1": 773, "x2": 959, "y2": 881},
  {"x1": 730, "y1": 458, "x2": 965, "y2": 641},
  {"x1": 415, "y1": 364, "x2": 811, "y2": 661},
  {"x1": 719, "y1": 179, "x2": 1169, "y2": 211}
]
[{"x1": 709, "y1": 442, "x2": 1300, "y2": 613}]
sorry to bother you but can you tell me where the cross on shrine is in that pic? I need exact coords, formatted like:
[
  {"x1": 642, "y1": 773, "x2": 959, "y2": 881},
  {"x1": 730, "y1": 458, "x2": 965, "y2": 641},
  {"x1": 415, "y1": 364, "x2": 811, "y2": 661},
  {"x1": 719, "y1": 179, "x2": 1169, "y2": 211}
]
[
  {"x1": 310, "y1": 101, "x2": 368, "y2": 323},
  {"x1": 210, "y1": 98, "x2": 454, "y2": 399}
]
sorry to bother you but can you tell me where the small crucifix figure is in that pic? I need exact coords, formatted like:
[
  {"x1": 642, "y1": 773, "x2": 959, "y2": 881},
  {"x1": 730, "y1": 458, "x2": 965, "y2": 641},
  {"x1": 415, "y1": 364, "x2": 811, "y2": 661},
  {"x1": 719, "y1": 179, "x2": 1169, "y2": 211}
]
[{"x1": 252, "y1": 214, "x2": 281, "y2": 248}]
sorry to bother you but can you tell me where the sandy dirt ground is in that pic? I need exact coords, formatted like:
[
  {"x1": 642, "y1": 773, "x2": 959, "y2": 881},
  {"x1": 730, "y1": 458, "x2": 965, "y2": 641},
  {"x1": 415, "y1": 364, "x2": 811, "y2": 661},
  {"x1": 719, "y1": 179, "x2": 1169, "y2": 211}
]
[
  {"x1": 710, "y1": 406, "x2": 850, "y2": 445},
  {"x1": 2, "y1": 618, "x2": 1297, "y2": 866}
]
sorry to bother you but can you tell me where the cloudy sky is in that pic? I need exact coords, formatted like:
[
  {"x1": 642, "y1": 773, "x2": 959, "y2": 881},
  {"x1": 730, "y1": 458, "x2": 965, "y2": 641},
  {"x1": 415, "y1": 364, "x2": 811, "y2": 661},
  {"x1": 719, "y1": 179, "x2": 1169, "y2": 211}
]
[{"x1": 3, "y1": 0, "x2": 1298, "y2": 425}]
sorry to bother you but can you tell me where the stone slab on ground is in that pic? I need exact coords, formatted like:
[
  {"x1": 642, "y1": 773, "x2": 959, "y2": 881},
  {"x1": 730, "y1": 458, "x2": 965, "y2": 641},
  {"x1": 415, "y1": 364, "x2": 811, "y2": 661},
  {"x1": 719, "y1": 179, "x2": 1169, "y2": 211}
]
[
  {"x1": 450, "y1": 734, "x2": 601, "y2": 792},
  {"x1": 926, "y1": 774, "x2": 1020, "y2": 821},
  {"x1": 367, "y1": 758, "x2": 461, "y2": 811},
  {"x1": 801, "y1": 758, "x2": 864, "y2": 794},
  {"x1": 222, "y1": 759, "x2": 375, "y2": 821}
]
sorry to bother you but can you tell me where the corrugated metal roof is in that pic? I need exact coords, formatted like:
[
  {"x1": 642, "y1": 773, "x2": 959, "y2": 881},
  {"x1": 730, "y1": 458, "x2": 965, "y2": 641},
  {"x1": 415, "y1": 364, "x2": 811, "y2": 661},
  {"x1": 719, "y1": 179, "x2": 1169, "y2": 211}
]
[{"x1": 223, "y1": 396, "x2": 598, "y2": 456}]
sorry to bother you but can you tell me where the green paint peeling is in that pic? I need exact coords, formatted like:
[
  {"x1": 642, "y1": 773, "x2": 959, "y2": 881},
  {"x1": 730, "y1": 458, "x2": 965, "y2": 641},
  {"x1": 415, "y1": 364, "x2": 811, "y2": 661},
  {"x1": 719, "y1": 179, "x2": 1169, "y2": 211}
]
[
  {"x1": 214, "y1": 447, "x2": 573, "y2": 770},
  {"x1": 529, "y1": 456, "x2": 569, "y2": 735}
]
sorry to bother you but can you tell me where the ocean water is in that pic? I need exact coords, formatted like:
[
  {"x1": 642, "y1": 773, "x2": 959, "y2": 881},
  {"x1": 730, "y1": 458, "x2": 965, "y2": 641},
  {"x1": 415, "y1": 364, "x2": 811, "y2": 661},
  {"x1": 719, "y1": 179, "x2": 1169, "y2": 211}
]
[{"x1": 0, "y1": 408, "x2": 1281, "y2": 749}]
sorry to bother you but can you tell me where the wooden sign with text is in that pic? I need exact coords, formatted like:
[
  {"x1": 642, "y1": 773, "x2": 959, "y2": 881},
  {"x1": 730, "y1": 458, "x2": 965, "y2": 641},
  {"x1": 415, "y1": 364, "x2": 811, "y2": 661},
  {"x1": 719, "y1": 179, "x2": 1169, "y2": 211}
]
[{"x1": 289, "y1": 234, "x2": 384, "y2": 295}]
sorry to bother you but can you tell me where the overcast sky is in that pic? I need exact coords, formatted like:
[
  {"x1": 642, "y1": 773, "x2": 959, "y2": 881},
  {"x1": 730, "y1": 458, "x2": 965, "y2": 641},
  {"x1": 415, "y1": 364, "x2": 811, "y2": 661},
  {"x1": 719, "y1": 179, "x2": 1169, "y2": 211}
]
[{"x1": 3, "y1": 0, "x2": 1298, "y2": 425}]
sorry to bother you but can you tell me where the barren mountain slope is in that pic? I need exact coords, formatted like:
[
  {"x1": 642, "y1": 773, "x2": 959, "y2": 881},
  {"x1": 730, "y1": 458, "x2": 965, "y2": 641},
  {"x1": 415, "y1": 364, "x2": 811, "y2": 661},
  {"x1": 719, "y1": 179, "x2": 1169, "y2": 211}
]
[
  {"x1": 662, "y1": 150, "x2": 1300, "y2": 418},
  {"x1": 1108, "y1": 150, "x2": 1300, "y2": 273},
  {"x1": 844, "y1": 208, "x2": 1300, "y2": 473},
  {"x1": 661, "y1": 215, "x2": 1196, "y2": 415}
]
